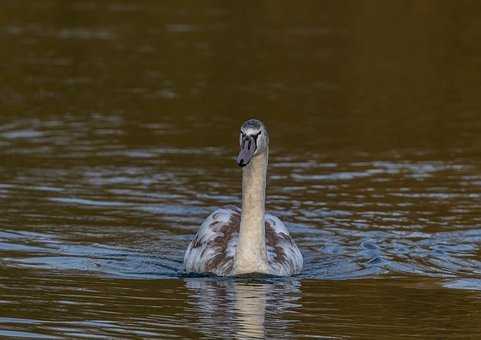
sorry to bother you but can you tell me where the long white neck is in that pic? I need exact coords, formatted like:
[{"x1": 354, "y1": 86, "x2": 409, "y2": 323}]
[{"x1": 234, "y1": 148, "x2": 270, "y2": 275}]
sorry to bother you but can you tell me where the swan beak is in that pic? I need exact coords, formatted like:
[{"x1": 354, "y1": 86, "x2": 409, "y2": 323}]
[{"x1": 236, "y1": 135, "x2": 256, "y2": 167}]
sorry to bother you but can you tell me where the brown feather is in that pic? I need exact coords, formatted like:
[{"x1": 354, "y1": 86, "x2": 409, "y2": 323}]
[
  {"x1": 184, "y1": 207, "x2": 302, "y2": 276},
  {"x1": 266, "y1": 220, "x2": 288, "y2": 265}
]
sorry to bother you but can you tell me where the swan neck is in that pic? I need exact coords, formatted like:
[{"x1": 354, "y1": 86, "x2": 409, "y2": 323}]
[{"x1": 234, "y1": 148, "x2": 269, "y2": 274}]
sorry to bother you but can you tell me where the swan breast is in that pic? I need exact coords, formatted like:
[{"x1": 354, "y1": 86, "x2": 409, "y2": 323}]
[{"x1": 183, "y1": 206, "x2": 303, "y2": 276}]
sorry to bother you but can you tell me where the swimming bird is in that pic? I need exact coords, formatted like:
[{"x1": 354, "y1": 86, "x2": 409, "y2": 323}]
[{"x1": 184, "y1": 119, "x2": 303, "y2": 276}]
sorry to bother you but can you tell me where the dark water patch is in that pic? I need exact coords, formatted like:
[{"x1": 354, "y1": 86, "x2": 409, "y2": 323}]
[{"x1": 2, "y1": 0, "x2": 481, "y2": 338}]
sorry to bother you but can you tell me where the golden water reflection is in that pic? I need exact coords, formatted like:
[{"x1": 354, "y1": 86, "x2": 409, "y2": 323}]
[
  {"x1": 185, "y1": 278, "x2": 300, "y2": 339},
  {"x1": 1, "y1": 0, "x2": 481, "y2": 338}
]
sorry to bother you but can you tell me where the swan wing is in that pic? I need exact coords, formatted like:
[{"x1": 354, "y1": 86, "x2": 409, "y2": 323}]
[
  {"x1": 265, "y1": 214, "x2": 303, "y2": 275},
  {"x1": 184, "y1": 206, "x2": 240, "y2": 276}
]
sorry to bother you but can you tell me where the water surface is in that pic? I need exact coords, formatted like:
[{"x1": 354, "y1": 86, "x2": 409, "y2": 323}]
[{"x1": 1, "y1": 1, "x2": 481, "y2": 338}]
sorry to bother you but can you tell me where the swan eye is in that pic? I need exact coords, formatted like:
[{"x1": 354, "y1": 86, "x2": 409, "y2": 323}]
[{"x1": 253, "y1": 131, "x2": 261, "y2": 143}]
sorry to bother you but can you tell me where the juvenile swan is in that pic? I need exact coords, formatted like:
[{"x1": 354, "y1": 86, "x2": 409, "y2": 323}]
[{"x1": 184, "y1": 119, "x2": 303, "y2": 276}]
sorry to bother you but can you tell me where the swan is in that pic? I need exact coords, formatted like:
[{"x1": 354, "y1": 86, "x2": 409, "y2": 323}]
[{"x1": 184, "y1": 119, "x2": 303, "y2": 276}]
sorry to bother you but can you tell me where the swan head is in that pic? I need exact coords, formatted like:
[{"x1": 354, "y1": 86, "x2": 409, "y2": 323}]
[{"x1": 236, "y1": 119, "x2": 269, "y2": 167}]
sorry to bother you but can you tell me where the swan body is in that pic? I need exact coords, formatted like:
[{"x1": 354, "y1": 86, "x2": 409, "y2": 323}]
[{"x1": 184, "y1": 119, "x2": 303, "y2": 276}]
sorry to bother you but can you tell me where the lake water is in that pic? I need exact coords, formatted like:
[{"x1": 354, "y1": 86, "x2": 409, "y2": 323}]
[{"x1": 1, "y1": 1, "x2": 481, "y2": 338}]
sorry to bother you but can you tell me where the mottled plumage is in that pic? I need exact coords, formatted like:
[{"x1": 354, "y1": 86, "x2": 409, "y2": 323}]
[
  {"x1": 184, "y1": 118, "x2": 303, "y2": 276},
  {"x1": 184, "y1": 206, "x2": 303, "y2": 276}
]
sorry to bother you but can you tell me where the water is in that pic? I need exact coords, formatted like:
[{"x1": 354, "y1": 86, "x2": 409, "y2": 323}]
[{"x1": 1, "y1": 1, "x2": 481, "y2": 338}]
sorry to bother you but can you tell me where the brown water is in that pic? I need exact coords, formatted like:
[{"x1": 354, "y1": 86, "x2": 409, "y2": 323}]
[{"x1": 1, "y1": 1, "x2": 481, "y2": 338}]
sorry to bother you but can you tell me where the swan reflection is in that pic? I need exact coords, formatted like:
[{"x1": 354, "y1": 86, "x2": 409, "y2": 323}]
[{"x1": 185, "y1": 278, "x2": 301, "y2": 339}]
